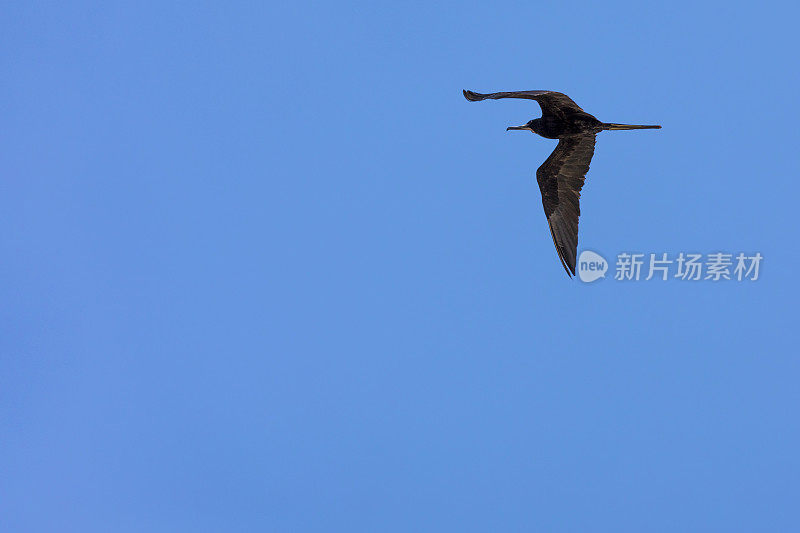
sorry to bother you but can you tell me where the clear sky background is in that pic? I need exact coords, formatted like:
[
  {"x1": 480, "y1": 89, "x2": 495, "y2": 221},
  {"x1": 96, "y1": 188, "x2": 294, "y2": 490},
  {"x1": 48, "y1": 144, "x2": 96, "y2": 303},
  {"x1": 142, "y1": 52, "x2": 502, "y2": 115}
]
[{"x1": 2, "y1": 2, "x2": 799, "y2": 532}]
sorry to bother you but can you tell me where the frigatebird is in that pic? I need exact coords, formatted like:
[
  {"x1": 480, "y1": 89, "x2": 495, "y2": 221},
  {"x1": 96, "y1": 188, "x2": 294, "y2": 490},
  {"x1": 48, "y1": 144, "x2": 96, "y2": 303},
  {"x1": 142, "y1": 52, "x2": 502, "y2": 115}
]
[{"x1": 463, "y1": 89, "x2": 660, "y2": 277}]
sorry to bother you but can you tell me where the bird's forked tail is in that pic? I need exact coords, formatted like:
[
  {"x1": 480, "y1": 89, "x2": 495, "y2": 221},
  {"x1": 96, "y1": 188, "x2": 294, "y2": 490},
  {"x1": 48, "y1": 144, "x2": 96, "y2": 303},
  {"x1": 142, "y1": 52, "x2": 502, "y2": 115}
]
[{"x1": 602, "y1": 123, "x2": 661, "y2": 130}]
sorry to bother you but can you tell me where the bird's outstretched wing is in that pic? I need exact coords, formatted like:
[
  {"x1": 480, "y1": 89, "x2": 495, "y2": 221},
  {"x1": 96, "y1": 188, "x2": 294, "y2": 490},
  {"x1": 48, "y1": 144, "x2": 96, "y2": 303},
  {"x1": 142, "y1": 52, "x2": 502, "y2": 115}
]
[
  {"x1": 536, "y1": 134, "x2": 597, "y2": 276},
  {"x1": 463, "y1": 89, "x2": 586, "y2": 120}
]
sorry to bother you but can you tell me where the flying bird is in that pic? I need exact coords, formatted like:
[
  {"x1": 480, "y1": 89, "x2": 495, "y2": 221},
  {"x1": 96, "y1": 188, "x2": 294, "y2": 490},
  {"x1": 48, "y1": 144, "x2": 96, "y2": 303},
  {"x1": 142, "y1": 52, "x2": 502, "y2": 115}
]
[{"x1": 463, "y1": 89, "x2": 660, "y2": 277}]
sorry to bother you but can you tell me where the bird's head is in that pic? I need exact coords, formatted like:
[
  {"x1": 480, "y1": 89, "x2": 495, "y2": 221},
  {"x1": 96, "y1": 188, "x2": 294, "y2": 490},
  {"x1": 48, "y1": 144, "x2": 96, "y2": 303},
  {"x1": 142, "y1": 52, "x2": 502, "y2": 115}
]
[{"x1": 507, "y1": 118, "x2": 541, "y2": 134}]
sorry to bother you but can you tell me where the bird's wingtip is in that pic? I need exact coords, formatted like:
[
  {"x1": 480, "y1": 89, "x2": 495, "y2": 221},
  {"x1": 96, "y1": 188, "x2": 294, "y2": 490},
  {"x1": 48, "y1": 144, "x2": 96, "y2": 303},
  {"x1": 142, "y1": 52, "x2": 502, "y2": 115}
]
[{"x1": 463, "y1": 89, "x2": 480, "y2": 101}]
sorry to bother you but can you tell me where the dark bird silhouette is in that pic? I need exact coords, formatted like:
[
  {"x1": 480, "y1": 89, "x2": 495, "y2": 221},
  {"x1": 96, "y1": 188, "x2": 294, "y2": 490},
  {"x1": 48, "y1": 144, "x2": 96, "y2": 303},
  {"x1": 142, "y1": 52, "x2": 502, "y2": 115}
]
[{"x1": 463, "y1": 89, "x2": 660, "y2": 277}]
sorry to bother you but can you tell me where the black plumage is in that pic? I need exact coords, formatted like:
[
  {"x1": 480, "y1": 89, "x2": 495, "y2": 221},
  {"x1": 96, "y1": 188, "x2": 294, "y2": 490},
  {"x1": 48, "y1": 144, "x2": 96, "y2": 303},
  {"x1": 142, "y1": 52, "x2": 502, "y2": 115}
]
[{"x1": 463, "y1": 89, "x2": 661, "y2": 276}]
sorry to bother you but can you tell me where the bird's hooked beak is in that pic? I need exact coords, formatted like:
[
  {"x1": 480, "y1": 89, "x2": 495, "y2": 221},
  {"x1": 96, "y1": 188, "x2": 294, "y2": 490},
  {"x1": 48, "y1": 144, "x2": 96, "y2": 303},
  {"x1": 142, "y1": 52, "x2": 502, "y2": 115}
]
[{"x1": 506, "y1": 125, "x2": 531, "y2": 131}]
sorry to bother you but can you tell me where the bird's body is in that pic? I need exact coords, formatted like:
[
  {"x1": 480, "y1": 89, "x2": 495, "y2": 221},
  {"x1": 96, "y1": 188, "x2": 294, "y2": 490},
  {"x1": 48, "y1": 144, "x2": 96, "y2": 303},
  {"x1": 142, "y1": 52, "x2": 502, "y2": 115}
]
[
  {"x1": 463, "y1": 89, "x2": 661, "y2": 276},
  {"x1": 522, "y1": 115, "x2": 596, "y2": 138}
]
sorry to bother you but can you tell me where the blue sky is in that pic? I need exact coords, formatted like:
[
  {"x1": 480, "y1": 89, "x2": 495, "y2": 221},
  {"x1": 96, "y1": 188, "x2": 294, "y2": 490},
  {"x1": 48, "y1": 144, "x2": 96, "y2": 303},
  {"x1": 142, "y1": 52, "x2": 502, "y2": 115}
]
[{"x1": 2, "y1": 2, "x2": 799, "y2": 531}]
